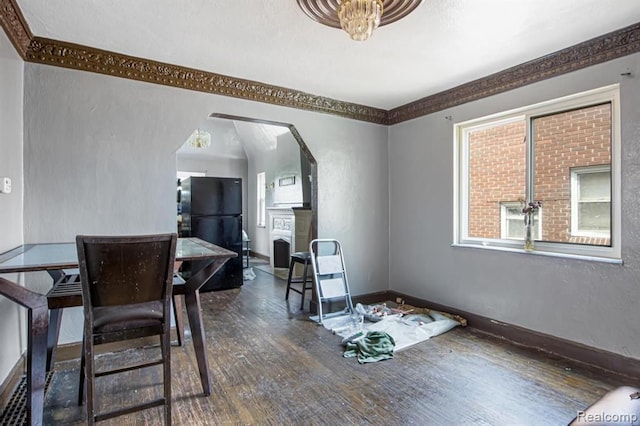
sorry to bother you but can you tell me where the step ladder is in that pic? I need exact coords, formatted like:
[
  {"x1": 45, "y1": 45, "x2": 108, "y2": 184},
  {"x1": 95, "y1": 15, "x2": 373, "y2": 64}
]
[{"x1": 308, "y1": 239, "x2": 354, "y2": 325}]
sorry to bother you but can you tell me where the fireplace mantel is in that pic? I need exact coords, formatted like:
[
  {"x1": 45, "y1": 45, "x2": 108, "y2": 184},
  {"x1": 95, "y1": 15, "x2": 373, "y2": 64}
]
[{"x1": 267, "y1": 207, "x2": 312, "y2": 268}]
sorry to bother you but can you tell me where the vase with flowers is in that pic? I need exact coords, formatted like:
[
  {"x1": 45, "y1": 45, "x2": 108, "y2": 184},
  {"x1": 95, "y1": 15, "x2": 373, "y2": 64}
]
[{"x1": 522, "y1": 200, "x2": 542, "y2": 251}]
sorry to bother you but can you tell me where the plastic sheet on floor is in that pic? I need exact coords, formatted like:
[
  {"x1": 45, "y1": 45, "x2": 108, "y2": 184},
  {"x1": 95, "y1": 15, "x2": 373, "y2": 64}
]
[{"x1": 321, "y1": 308, "x2": 462, "y2": 352}]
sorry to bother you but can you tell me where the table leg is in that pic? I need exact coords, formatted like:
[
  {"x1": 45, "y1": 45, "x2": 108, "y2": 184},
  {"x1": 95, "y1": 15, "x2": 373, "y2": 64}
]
[
  {"x1": 181, "y1": 257, "x2": 230, "y2": 396},
  {"x1": 172, "y1": 295, "x2": 185, "y2": 346},
  {"x1": 45, "y1": 270, "x2": 65, "y2": 372},
  {"x1": 27, "y1": 305, "x2": 48, "y2": 426},
  {"x1": 172, "y1": 262, "x2": 185, "y2": 346},
  {"x1": 0, "y1": 277, "x2": 48, "y2": 426},
  {"x1": 46, "y1": 308, "x2": 63, "y2": 372},
  {"x1": 183, "y1": 289, "x2": 211, "y2": 395}
]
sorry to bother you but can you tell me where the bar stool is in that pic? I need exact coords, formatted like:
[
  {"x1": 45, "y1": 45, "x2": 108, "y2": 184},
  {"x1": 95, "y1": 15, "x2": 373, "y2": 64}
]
[{"x1": 285, "y1": 252, "x2": 314, "y2": 310}]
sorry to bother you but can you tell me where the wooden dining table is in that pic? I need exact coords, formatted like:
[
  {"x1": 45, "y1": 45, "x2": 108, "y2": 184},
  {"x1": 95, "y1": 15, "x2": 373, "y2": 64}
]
[{"x1": 0, "y1": 237, "x2": 237, "y2": 425}]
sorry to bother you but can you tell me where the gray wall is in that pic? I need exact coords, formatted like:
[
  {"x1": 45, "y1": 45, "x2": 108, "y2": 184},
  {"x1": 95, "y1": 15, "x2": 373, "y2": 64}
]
[
  {"x1": 271, "y1": 131, "x2": 309, "y2": 207},
  {"x1": 388, "y1": 53, "x2": 640, "y2": 359},
  {"x1": 20, "y1": 63, "x2": 390, "y2": 349},
  {"x1": 0, "y1": 30, "x2": 25, "y2": 384}
]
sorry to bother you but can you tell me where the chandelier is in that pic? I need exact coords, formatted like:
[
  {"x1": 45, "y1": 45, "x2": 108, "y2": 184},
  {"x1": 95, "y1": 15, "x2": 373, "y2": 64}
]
[
  {"x1": 297, "y1": 0, "x2": 422, "y2": 41},
  {"x1": 338, "y1": 0, "x2": 383, "y2": 41},
  {"x1": 188, "y1": 129, "x2": 211, "y2": 149}
]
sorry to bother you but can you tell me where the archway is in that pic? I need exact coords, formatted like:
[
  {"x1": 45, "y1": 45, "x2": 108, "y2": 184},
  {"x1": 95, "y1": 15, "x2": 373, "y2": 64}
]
[{"x1": 176, "y1": 113, "x2": 317, "y2": 262}]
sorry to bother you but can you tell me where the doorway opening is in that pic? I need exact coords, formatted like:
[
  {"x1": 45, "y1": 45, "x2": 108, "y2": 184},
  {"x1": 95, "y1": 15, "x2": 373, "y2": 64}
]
[{"x1": 175, "y1": 113, "x2": 318, "y2": 266}]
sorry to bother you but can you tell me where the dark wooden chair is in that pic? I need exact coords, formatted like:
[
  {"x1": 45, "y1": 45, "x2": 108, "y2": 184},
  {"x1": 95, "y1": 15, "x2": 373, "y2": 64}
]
[
  {"x1": 76, "y1": 233, "x2": 177, "y2": 425},
  {"x1": 285, "y1": 251, "x2": 314, "y2": 310}
]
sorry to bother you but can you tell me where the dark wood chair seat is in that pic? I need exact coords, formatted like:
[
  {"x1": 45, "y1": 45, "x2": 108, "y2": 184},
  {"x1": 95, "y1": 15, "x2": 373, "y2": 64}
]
[
  {"x1": 92, "y1": 301, "x2": 164, "y2": 331},
  {"x1": 46, "y1": 272, "x2": 186, "y2": 353}
]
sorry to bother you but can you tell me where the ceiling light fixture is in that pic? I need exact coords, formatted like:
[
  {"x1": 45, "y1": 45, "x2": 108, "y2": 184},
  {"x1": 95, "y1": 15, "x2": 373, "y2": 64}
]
[
  {"x1": 297, "y1": 0, "x2": 422, "y2": 41},
  {"x1": 188, "y1": 129, "x2": 211, "y2": 149},
  {"x1": 338, "y1": 0, "x2": 383, "y2": 41}
]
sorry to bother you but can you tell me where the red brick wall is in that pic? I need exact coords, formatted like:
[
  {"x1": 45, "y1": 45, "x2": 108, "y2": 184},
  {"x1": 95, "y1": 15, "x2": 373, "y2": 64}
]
[
  {"x1": 468, "y1": 120, "x2": 526, "y2": 238},
  {"x1": 467, "y1": 103, "x2": 611, "y2": 245}
]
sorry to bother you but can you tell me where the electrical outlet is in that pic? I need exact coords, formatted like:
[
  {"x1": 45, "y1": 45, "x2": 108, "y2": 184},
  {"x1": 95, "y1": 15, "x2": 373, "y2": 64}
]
[{"x1": 1, "y1": 177, "x2": 11, "y2": 194}]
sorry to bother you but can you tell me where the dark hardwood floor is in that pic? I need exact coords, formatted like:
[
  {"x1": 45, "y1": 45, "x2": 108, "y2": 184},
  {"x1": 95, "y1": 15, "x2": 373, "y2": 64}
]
[{"x1": 37, "y1": 260, "x2": 634, "y2": 425}]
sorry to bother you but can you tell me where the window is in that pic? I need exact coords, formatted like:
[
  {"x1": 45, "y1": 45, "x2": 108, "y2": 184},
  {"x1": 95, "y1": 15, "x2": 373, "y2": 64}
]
[
  {"x1": 257, "y1": 172, "x2": 266, "y2": 227},
  {"x1": 571, "y1": 166, "x2": 611, "y2": 239},
  {"x1": 501, "y1": 202, "x2": 541, "y2": 240},
  {"x1": 455, "y1": 85, "x2": 620, "y2": 261}
]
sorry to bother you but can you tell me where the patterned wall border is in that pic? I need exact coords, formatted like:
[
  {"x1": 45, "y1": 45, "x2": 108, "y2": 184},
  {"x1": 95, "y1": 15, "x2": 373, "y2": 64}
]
[
  {"x1": 25, "y1": 36, "x2": 388, "y2": 125},
  {"x1": 0, "y1": 0, "x2": 31, "y2": 58},
  {"x1": 388, "y1": 22, "x2": 640, "y2": 124},
  {"x1": 2, "y1": 0, "x2": 640, "y2": 125}
]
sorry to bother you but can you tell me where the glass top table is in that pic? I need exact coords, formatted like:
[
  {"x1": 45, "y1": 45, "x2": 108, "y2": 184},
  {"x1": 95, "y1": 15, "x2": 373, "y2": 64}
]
[
  {"x1": 0, "y1": 237, "x2": 235, "y2": 273},
  {"x1": 0, "y1": 236, "x2": 236, "y2": 421}
]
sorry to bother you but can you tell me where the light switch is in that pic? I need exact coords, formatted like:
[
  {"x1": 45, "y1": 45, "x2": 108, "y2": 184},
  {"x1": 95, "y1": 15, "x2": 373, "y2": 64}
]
[{"x1": 1, "y1": 177, "x2": 11, "y2": 194}]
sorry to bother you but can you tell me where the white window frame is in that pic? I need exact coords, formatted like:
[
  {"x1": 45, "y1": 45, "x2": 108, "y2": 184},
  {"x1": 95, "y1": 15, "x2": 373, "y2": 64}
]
[
  {"x1": 257, "y1": 172, "x2": 266, "y2": 228},
  {"x1": 454, "y1": 84, "x2": 621, "y2": 262},
  {"x1": 571, "y1": 165, "x2": 611, "y2": 238},
  {"x1": 500, "y1": 202, "x2": 542, "y2": 241}
]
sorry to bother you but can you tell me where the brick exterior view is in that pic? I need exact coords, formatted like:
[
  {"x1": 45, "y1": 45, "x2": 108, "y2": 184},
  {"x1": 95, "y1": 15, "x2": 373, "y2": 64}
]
[{"x1": 468, "y1": 103, "x2": 611, "y2": 246}]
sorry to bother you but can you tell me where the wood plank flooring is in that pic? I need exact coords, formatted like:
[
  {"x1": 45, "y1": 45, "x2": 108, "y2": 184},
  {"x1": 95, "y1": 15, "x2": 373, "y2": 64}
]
[{"x1": 39, "y1": 261, "x2": 635, "y2": 425}]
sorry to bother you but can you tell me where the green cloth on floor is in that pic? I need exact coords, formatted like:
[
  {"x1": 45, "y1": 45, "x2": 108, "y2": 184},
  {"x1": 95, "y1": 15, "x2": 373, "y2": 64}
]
[{"x1": 343, "y1": 331, "x2": 395, "y2": 363}]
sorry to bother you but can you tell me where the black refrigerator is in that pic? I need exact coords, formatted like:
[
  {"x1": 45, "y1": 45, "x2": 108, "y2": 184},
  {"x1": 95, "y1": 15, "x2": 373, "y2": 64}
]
[{"x1": 179, "y1": 177, "x2": 243, "y2": 292}]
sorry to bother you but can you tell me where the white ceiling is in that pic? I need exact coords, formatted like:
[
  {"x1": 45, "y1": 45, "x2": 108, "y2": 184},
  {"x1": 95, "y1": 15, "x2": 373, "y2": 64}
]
[
  {"x1": 16, "y1": 1, "x2": 640, "y2": 110},
  {"x1": 177, "y1": 118, "x2": 246, "y2": 160},
  {"x1": 176, "y1": 117, "x2": 290, "y2": 160}
]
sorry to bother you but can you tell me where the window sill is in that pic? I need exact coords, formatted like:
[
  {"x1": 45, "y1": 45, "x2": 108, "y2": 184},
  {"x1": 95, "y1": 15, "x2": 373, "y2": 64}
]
[{"x1": 451, "y1": 243, "x2": 623, "y2": 265}]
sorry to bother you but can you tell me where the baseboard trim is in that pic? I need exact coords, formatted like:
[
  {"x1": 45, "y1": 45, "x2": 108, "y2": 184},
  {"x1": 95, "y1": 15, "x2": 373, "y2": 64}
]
[
  {"x1": 250, "y1": 251, "x2": 269, "y2": 262},
  {"x1": 364, "y1": 290, "x2": 640, "y2": 380},
  {"x1": 352, "y1": 291, "x2": 390, "y2": 306},
  {"x1": 53, "y1": 341, "x2": 82, "y2": 363}
]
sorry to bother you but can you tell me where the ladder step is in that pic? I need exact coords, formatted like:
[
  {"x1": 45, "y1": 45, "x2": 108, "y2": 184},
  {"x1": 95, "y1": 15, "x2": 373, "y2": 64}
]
[{"x1": 309, "y1": 239, "x2": 354, "y2": 325}]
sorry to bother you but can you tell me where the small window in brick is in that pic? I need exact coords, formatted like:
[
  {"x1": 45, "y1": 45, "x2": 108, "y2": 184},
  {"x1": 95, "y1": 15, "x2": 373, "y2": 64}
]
[
  {"x1": 500, "y1": 202, "x2": 541, "y2": 240},
  {"x1": 571, "y1": 166, "x2": 611, "y2": 240}
]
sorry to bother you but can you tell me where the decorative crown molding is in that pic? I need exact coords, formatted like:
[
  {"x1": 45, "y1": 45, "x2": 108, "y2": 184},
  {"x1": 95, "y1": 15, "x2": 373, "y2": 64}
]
[
  {"x1": 25, "y1": 36, "x2": 388, "y2": 125},
  {"x1": 388, "y1": 22, "x2": 640, "y2": 124},
  {"x1": 2, "y1": 0, "x2": 640, "y2": 125},
  {"x1": 0, "y1": 0, "x2": 32, "y2": 58}
]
